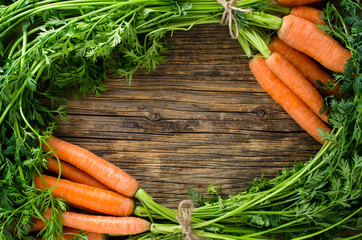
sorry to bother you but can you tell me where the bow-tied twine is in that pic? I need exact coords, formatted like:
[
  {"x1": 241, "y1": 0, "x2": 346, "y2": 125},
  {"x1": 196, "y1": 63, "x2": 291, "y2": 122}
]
[
  {"x1": 176, "y1": 200, "x2": 202, "y2": 240},
  {"x1": 217, "y1": 0, "x2": 253, "y2": 39}
]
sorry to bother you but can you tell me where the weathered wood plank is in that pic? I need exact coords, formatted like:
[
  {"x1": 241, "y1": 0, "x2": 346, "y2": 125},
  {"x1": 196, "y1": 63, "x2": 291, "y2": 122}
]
[{"x1": 54, "y1": 24, "x2": 322, "y2": 208}]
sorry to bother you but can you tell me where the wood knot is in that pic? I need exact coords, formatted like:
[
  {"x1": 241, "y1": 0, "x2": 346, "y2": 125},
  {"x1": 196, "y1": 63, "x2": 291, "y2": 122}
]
[
  {"x1": 148, "y1": 112, "x2": 161, "y2": 121},
  {"x1": 256, "y1": 109, "x2": 266, "y2": 117}
]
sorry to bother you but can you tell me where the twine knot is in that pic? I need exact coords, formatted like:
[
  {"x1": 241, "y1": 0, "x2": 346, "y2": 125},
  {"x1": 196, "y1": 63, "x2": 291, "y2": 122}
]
[
  {"x1": 176, "y1": 200, "x2": 199, "y2": 240},
  {"x1": 217, "y1": 0, "x2": 253, "y2": 39}
]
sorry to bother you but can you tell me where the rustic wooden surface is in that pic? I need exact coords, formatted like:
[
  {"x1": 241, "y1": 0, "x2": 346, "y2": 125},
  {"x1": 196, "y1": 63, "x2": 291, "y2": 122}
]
[{"x1": 54, "y1": 24, "x2": 322, "y2": 208}]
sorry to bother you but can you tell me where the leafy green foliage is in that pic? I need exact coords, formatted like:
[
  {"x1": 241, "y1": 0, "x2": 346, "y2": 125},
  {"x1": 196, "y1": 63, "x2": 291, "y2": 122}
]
[
  {"x1": 0, "y1": 0, "x2": 361, "y2": 239},
  {"x1": 187, "y1": 187, "x2": 205, "y2": 206},
  {"x1": 0, "y1": 0, "x2": 228, "y2": 239},
  {"x1": 136, "y1": 2, "x2": 362, "y2": 239},
  {"x1": 246, "y1": 173, "x2": 269, "y2": 193},
  {"x1": 0, "y1": 130, "x2": 67, "y2": 240}
]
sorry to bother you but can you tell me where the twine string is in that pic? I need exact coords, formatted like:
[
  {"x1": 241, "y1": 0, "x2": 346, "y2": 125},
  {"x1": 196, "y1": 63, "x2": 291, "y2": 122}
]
[
  {"x1": 217, "y1": 0, "x2": 253, "y2": 39},
  {"x1": 176, "y1": 200, "x2": 199, "y2": 240}
]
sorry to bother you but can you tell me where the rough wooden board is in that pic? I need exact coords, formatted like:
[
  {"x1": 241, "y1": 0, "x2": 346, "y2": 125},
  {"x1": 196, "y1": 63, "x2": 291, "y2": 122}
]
[{"x1": 54, "y1": 24, "x2": 322, "y2": 208}]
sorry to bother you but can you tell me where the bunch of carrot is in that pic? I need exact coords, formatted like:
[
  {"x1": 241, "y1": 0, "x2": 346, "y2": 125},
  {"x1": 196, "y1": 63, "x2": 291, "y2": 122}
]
[
  {"x1": 247, "y1": 1, "x2": 352, "y2": 144},
  {"x1": 33, "y1": 135, "x2": 150, "y2": 239},
  {"x1": 29, "y1": 1, "x2": 353, "y2": 239}
]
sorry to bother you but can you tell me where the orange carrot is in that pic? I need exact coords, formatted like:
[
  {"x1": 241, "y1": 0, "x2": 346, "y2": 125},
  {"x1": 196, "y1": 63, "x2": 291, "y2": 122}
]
[
  {"x1": 86, "y1": 232, "x2": 107, "y2": 240},
  {"x1": 34, "y1": 174, "x2": 134, "y2": 217},
  {"x1": 265, "y1": 52, "x2": 329, "y2": 123},
  {"x1": 29, "y1": 219, "x2": 46, "y2": 232},
  {"x1": 290, "y1": 6, "x2": 324, "y2": 25},
  {"x1": 46, "y1": 157, "x2": 111, "y2": 191},
  {"x1": 249, "y1": 55, "x2": 331, "y2": 144},
  {"x1": 268, "y1": 37, "x2": 341, "y2": 97},
  {"x1": 57, "y1": 227, "x2": 106, "y2": 240},
  {"x1": 36, "y1": 227, "x2": 106, "y2": 240},
  {"x1": 43, "y1": 210, "x2": 150, "y2": 235},
  {"x1": 42, "y1": 136, "x2": 139, "y2": 197},
  {"x1": 277, "y1": 0, "x2": 324, "y2": 6},
  {"x1": 278, "y1": 15, "x2": 351, "y2": 73},
  {"x1": 68, "y1": 202, "x2": 103, "y2": 215}
]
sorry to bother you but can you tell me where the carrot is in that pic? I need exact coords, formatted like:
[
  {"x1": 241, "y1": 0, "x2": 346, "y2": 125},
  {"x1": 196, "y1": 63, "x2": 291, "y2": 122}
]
[
  {"x1": 80, "y1": 230, "x2": 107, "y2": 240},
  {"x1": 277, "y1": 15, "x2": 352, "y2": 73},
  {"x1": 36, "y1": 227, "x2": 106, "y2": 240},
  {"x1": 34, "y1": 174, "x2": 134, "y2": 217},
  {"x1": 59, "y1": 227, "x2": 106, "y2": 240},
  {"x1": 268, "y1": 37, "x2": 341, "y2": 97},
  {"x1": 42, "y1": 135, "x2": 139, "y2": 197},
  {"x1": 249, "y1": 55, "x2": 331, "y2": 144},
  {"x1": 46, "y1": 157, "x2": 111, "y2": 191},
  {"x1": 29, "y1": 219, "x2": 46, "y2": 232},
  {"x1": 289, "y1": 6, "x2": 324, "y2": 25},
  {"x1": 68, "y1": 202, "x2": 103, "y2": 215},
  {"x1": 265, "y1": 52, "x2": 329, "y2": 123},
  {"x1": 43, "y1": 210, "x2": 150, "y2": 235},
  {"x1": 276, "y1": 0, "x2": 324, "y2": 6}
]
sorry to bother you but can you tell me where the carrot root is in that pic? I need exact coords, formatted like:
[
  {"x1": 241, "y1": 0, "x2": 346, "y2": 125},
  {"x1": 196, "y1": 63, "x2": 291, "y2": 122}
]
[
  {"x1": 59, "y1": 227, "x2": 107, "y2": 240},
  {"x1": 46, "y1": 157, "x2": 111, "y2": 191},
  {"x1": 265, "y1": 52, "x2": 329, "y2": 124},
  {"x1": 249, "y1": 55, "x2": 331, "y2": 144},
  {"x1": 29, "y1": 219, "x2": 46, "y2": 232},
  {"x1": 43, "y1": 210, "x2": 150, "y2": 235},
  {"x1": 35, "y1": 175, "x2": 134, "y2": 217},
  {"x1": 36, "y1": 227, "x2": 106, "y2": 240},
  {"x1": 278, "y1": 15, "x2": 351, "y2": 73},
  {"x1": 290, "y1": 6, "x2": 325, "y2": 25},
  {"x1": 268, "y1": 37, "x2": 341, "y2": 97},
  {"x1": 43, "y1": 136, "x2": 139, "y2": 197}
]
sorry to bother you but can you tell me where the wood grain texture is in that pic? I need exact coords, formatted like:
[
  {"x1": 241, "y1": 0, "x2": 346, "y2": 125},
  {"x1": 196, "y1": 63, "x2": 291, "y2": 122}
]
[{"x1": 54, "y1": 24, "x2": 322, "y2": 208}]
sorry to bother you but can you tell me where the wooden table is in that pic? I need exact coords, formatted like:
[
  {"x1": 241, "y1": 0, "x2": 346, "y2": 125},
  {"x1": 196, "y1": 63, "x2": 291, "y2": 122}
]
[{"x1": 54, "y1": 23, "x2": 321, "y2": 208}]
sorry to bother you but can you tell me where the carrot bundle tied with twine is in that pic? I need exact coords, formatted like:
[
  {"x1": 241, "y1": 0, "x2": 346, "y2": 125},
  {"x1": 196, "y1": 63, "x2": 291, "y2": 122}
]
[
  {"x1": 217, "y1": 0, "x2": 253, "y2": 39},
  {"x1": 176, "y1": 200, "x2": 202, "y2": 240}
]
